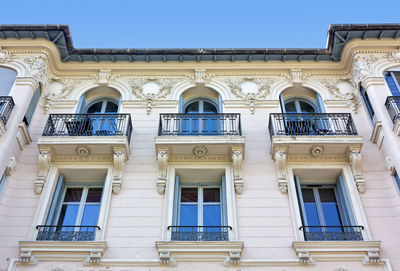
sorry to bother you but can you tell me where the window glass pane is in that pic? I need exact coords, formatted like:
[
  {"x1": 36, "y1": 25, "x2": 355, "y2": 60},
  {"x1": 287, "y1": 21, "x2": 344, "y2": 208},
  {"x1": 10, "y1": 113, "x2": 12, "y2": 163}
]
[
  {"x1": 302, "y1": 189, "x2": 320, "y2": 226},
  {"x1": 105, "y1": 101, "x2": 118, "y2": 113},
  {"x1": 0, "y1": 67, "x2": 17, "y2": 96},
  {"x1": 0, "y1": 173, "x2": 6, "y2": 195},
  {"x1": 203, "y1": 188, "x2": 220, "y2": 202},
  {"x1": 185, "y1": 101, "x2": 199, "y2": 113},
  {"x1": 302, "y1": 188, "x2": 315, "y2": 203},
  {"x1": 360, "y1": 87, "x2": 375, "y2": 120},
  {"x1": 57, "y1": 204, "x2": 79, "y2": 225},
  {"x1": 299, "y1": 101, "x2": 315, "y2": 113},
  {"x1": 181, "y1": 188, "x2": 198, "y2": 202},
  {"x1": 81, "y1": 204, "x2": 100, "y2": 225},
  {"x1": 203, "y1": 205, "x2": 221, "y2": 226},
  {"x1": 319, "y1": 189, "x2": 342, "y2": 226},
  {"x1": 385, "y1": 73, "x2": 400, "y2": 95},
  {"x1": 319, "y1": 189, "x2": 336, "y2": 202},
  {"x1": 87, "y1": 102, "x2": 103, "y2": 113},
  {"x1": 284, "y1": 101, "x2": 296, "y2": 113},
  {"x1": 179, "y1": 204, "x2": 198, "y2": 226},
  {"x1": 63, "y1": 188, "x2": 83, "y2": 202},
  {"x1": 86, "y1": 188, "x2": 103, "y2": 203},
  {"x1": 203, "y1": 101, "x2": 217, "y2": 114}
]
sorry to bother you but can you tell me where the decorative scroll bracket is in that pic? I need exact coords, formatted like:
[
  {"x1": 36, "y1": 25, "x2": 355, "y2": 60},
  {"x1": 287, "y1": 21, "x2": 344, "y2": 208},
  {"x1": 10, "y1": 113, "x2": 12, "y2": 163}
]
[
  {"x1": 112, "y1": 148, "x2": 126, "y2": 194},
  {"x1": 36, "y1": 148, "x2": 51, "y2": 194},
  {"x1": 274, "y1": 148, "x2": 288, "y2": 193},
  {"x1": 232, "y1": 147, "x2": 244, "y2": 194},
  {"x1": 157, "y1": 148, "x2": 169, "y2": 194},
  {"x1": 349, "y1": 147, "x2": 365, "y2": 193}
]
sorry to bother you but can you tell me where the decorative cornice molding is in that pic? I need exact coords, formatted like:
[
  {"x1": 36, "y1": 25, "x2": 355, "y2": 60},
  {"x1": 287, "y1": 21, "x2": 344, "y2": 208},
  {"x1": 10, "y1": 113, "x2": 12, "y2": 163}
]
[
  {"x1": 169, "y1": 154, "x2": 231, "y2": 162},
  {"x1": 286, "y1": 154, "x2": 348, "y2": 162},
  {"x1": 0, "y1": 46, "x2": 14, "y2": 63}
]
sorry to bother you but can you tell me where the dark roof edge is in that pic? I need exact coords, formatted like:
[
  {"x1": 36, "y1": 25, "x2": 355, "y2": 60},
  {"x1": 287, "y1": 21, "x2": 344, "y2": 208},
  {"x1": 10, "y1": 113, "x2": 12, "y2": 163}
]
[{"x1": 0, "y1": 24, "x2": 400, "y2": 62}]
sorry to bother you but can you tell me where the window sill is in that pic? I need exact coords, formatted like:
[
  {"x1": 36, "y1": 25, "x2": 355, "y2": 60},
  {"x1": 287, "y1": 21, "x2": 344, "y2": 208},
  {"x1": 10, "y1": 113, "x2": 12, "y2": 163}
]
[
  {"x1": 155, "y1": 241, "x2": 244, "y2": 265},
  {"x1": 19, "y1": 240, "x2": 108, "y2": 264},
  {"x1": 292, "y1": 241, "x2": 381, "y2": 264}
]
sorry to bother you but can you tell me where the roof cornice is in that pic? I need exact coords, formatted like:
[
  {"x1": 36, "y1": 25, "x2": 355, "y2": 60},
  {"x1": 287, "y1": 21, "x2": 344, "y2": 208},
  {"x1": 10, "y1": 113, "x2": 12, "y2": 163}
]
[{"x1": 0, "y1": 24, "x2": 399, "y2": 63}]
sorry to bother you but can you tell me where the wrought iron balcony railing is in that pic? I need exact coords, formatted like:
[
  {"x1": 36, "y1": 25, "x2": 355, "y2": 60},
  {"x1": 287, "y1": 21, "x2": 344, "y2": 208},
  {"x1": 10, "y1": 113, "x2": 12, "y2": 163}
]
[
  {"x1": 158, "y1": 113, "x2": 241, "y2": 136},
  {"x1": 36, "y1": 225, "x2": 100, "y2": 241},
  {"x1": 42, "y1": 113, "x2": 132, "y2": 143},
  {"x1": 269, "y1": 113, "x2": 358, "y2": 138},
  {"x1": 300, "y1": 226, "x2": 364, "y2": 241},
  {"x1": 385, "y1": 96, "x2": 400, "y2": 123},
  {"x1": 168, "y1": 226, "x2": 232, "y2": 241},
  {"x1": 0, "y1": 96, "x2": 15, "y2": 125}
]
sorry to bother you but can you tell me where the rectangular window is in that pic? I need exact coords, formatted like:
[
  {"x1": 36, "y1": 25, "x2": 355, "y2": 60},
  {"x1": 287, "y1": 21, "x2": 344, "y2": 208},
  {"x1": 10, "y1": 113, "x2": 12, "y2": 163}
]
[
  {"x1": 36, "y1": 175, "x2": 103, "y2": 241},
  {"x1": 295, "y1": 175, "x2": 363, "y2": 241},
  {"x1": 360, "y1": 86, "x2": 375, "y2": 122},
  {"x1": 171, "y1": 176, "x2": 228, "y2": 241}
]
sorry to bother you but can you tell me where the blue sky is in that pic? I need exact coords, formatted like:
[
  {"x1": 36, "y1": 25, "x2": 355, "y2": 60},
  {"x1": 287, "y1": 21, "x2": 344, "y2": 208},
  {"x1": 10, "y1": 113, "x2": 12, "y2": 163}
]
[{"x1": 2, "y1": 0, "x2": 400, "y2": 49}]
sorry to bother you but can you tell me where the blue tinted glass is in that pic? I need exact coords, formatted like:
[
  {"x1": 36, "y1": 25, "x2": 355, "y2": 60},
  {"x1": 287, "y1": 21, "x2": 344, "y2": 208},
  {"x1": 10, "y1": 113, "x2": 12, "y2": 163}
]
[
  {"x1": 304, "y1": 203, "x2": 320, "y2": 226},
  {"x1": 385, "y1": 74, "x2": 400, "y2": 96},
  {"x1": 81, "y1": 204, "x2": 100, "y2": 225},
  {"x1": 58, "y1": 204, "x2": 79, "y2": 225},
  {"x1": 322, "y1": 203, "x2": 342, "y2": 226},
  {"x1": 180, "y1": 204, "x2": 198, "y2": 226},
  {"x1": 360, "y1": 87, "x2": 375, "y2": 120},
  {"x1": 203, "y1": 205, "x2": 221, "y2": 226},
  {"x1": 285, "y1": 101, "x2": 297, "y2": 113}
]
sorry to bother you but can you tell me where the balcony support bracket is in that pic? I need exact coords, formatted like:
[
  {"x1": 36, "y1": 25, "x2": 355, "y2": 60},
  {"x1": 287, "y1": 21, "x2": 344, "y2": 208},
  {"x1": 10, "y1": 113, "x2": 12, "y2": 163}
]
[
  {"x1": 274, "y1": 148, "x2": 288, "y2": 193},
  {"x1": 35, "y1": 148, "x2": 52, "y2": 194},
  {"x1": 349, "y1": 147, "x2": 366, "y2": 193},
  {"x1": 157, "y1": 148, "x2": 169, "y2": 194},
  {"x1": 112, "y1": 148, "x2": 127, "y2": 194},
  {"x1": 232, "y1": 146, "x2": 244, "y2": 194}
]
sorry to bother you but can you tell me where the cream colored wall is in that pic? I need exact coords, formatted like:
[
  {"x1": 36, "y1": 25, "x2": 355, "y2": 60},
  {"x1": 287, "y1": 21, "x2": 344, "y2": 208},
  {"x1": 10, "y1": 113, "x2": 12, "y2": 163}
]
[{"x1": 1, "y1": 38, "x2": 400, "y2": 271}]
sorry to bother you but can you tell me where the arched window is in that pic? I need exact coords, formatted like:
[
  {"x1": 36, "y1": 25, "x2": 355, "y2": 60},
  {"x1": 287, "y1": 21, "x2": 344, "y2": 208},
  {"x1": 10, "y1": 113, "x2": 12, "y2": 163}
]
[
  {"x1": 184, "y1": 99, "x2": 218, "y2": 114},
  {"x1": 283, "y1": 98, "x2": 317, "y2": 113},
  {"x1": 85, "y1": 99, "x2": 119, "y2": 114}
]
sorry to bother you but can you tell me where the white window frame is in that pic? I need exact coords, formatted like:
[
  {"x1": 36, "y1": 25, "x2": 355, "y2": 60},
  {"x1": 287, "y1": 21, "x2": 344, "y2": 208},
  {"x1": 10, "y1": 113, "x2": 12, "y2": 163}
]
[
  {"x1": 162, "y1": 164, "x2": 237, "y2": 241},
  {"x1": 28, "y1": 164, "x2": 114, "y2": 241},
  {"x1": 53, "y1": 184, "x2": 103, "y2": 227},
  {"x1": 286, "y1": 163, "x2": 372, "y2": 241}
]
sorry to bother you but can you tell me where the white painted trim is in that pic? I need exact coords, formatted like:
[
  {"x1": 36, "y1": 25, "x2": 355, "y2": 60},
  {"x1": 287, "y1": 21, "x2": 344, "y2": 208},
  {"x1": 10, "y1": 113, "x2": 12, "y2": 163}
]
[{"x1": 161, "y1": 164, "x2": 238, "y2": 242}]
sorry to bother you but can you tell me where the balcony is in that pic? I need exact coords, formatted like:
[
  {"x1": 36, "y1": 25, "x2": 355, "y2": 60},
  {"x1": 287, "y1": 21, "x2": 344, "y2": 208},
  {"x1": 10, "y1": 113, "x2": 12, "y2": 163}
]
[
  {"x1": 169, "y1": 226, "x2": 231, "y2": 241},
  {"x1": 300, "y1": 226, "x2": 364, "y2": 241},
  {"x1": 155, "y1": 113, "x2": 244, "y2": 159},
  {"x1": 38, "y1": 113, "x2": 132, "y2": 160},
  {"x1": 36, "y1": 225, "x2": 100, "y2": 241},
  {"x1": 0, "y1": 96, "x2": 15, "y2": 135},
  {"x1": 385, "y1": 96, "x2": 400, "y2": 134},
  {"x1": 268, "y1": 113, "x2": 363, "y2": 160}
]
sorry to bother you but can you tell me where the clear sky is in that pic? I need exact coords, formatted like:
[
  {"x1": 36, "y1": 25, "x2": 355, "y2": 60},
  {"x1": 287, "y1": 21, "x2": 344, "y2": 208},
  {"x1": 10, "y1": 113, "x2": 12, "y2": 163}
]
[{"x1": 1, "y1": 0, "x2": 400, "y2": 49}]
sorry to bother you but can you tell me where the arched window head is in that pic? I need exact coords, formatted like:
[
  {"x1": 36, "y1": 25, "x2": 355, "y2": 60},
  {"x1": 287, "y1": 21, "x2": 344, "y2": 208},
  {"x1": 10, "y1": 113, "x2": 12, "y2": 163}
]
[
  {"x1": 280, "y1": 86, "x2": 324, "y2": 113},
  {"x1": 180, "y1": 86, "x2": 221, "y2": 113},
  {"x1": 77, "y1": 86, "x2": 121, "y2": 113}
]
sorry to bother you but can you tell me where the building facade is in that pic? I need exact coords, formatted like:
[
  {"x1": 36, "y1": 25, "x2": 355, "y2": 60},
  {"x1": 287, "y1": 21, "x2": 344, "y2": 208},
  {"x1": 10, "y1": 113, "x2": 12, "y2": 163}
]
[{"x1": 0, "y1": 24, "x2": 400, "y2": 271}]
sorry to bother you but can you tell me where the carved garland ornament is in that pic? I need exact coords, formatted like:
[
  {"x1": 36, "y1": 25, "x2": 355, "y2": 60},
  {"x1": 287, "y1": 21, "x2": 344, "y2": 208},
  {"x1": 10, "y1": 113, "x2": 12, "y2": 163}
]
[
  {"x1": 35, "y1": 149, "x2": 51, "y2": 194},
  {"x1": 156, "y1": 149, "x2": 168, "y2": 194},
  {"x1": 274, "y1": 149, "x2": 288, "y2": 193},
  {"x1": 225, "y1": 77, "x2": 275, "y2": 114},
  {"x1": 128, "y1": 78, "x2": 180, "y2": 114},
  {"x1": 232, "y1": 147, "x2": 244, "y2": 194},
  {"x1": 112, "y1": 149, "x2": 126, "y2": 194},
  {"x1": 318, "y1": 78, "x2": 361, "y2": 113},
  {"x1": 349, "y1": 148, "x2": 365, "y2": 193}
]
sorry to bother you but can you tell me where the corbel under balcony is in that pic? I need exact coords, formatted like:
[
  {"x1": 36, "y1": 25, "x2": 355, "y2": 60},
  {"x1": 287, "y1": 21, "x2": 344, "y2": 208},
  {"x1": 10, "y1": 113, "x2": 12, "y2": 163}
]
[
  {"x1": 292, "y1": 241, "x2": 381, "y2": 264},
  {"x1": 155, "y1": 241, "x2": 244, "y2": 265},
  {"x1": 155, "y1": 138, "x2": 245, "y2": 194},
  {"x1": 18, "y1": 241, "x2": 108, "y2": 264}
]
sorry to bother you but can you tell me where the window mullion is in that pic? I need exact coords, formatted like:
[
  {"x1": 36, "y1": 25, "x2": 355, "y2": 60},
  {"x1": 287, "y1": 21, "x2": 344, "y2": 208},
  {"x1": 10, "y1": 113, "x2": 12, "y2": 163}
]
[
  {"x1": 75, "y1": 187, "x2": 88, "y2": 226},
  {"x1": 313, "y1": 188, "x2": 326, "y2": 226},
  {"x1": 100, "y1": 101, "x2": 107, "y2": 113},
  {"x1": 294, "y1": 100, "x2": 301, "y2": 113},
  {"x1": 198, "y1": 187, "x2": 203, "y2": 226}
]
